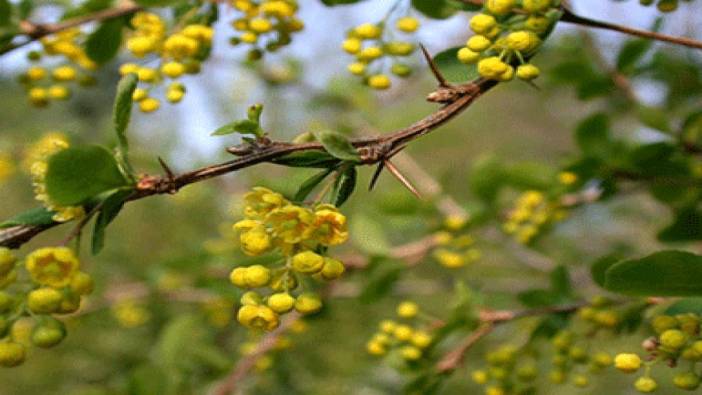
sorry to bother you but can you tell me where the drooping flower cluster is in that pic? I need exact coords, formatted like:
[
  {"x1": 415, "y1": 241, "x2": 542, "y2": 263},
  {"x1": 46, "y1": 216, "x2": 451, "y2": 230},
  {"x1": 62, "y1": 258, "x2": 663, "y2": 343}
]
[
  {"x1": 471, "y1": 344, "x2": 541, "y2": 395},
  {"x1": 230, "y1": 187, "x2": 348, "y2": 331},
  {"x1": 615, "y1": 312, "x2": 702, "y2": 392},
  {"x1": 21, "y1": 28, "x2": 97, "y2": 107},
  {"x1": 502, "y1": 189, "x2": 568, "y2": 244},
  {"x1": 458, "y1": 0, "x2": 561, "y2": 82},
  {"x1": 432, "y1": 215, "x2": 481, "y2": 269},
  {"x1": 121, "y1": 12, "x2": 214, "y2": 113},
  {"x1": 25, "y1": 132, "x2": 84, "y2": 222},
  {"x1": 366, "y1": 301, "x2": 433, "y2": 362},
  {"x1": 0, "y1": 247, "x2": 93, "y2": 368},
  {"x1": 229, "y1": 0, "x2": 304, "y2": 60},
  {"x1": 342, "y1": 15, "x2": 421, "y2": 90}
]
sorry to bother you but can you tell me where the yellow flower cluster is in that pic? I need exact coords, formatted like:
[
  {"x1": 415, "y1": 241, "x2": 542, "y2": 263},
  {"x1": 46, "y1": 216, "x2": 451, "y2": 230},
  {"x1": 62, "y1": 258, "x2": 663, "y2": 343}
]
[
  {"x1": 0, "y1": 247, "x2": 93, "y2": 368},
  {"x1": 112, "y1": 299, "x2": 151, "y2": 328},
  {"x1": 229, "y1": 0, "x2": 304, "y2": 60},
  {"x1": 0, "y1": 152, "x2": 15, "y2": 184},
  {"x1": 502, "y1": 190, "x2": 567, "y2": 244},
  {"x1": 25, "y1": 132, "x2": 84, "y2": 222},
  {"x1": 614, "y1": 313, "x2": 702, "y2": 392},
  {"x1": 121, "y1": 12, "x2": 214, "y2": 113},
  {"x1": 342, "y1": 15, "x2": 421, "y2": 90},
  {"x1": 21, "y1": 28, "x2": 97, "y2": 107},
  {"x1": 432, "y1": 215, "x2": 481, "y2": 269},
  {"x1": 230, "y1": 187, "x2": 348, "y2": 331},
  {"x1": 366, "y1": 301, "x2": 433, "y2": 362},
  {"x1": 458, "y1": 1, "x2": 559, "y2": 82},
  {"x1": 471, "y1": 344, "x2": 540, "y2": 395}
]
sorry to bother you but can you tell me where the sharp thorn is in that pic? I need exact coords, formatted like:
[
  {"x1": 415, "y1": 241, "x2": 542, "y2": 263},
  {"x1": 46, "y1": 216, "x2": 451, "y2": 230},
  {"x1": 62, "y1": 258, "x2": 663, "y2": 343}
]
[
  {"x1": 420, "y1": 43, "x2": 450, "y2": 88},
  {"x1": 384, "y1": 159, "x2": 422, "y2": 199},
  {"x1": 158, "y1": 156, "x2": 175, "y2": 181},
  {"x1": 369, "y1": 161, "x2": 385, "y2": 191}
]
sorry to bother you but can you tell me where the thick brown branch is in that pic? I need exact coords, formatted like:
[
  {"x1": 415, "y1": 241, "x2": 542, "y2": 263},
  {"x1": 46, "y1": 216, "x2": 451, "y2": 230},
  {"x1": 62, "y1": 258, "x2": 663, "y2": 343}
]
[{"x1": 0, "y1": 79, "x2": 498, "y2": 249}]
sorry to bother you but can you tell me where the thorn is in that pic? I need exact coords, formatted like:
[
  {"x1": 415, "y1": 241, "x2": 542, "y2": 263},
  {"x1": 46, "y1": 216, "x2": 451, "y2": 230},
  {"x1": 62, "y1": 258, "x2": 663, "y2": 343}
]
[
  {"x1": 419, "y1": 43, "x2": 450, "y2": 88},
  {"x1": 157, "y1": 157, "x2": 177, "y2": 194},
  {"x1": 383, "y1": 159, "x2": 422, "y2": 199},
  {"x1": 368, "y1": 161, "x2": 385, "y2": 191}
]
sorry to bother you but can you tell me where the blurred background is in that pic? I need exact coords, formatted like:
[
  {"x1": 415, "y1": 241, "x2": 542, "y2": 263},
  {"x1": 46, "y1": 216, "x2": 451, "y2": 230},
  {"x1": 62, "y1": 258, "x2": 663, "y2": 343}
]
[{"x1": 0, "y1": 0, "x2": 701, "y2": 394}]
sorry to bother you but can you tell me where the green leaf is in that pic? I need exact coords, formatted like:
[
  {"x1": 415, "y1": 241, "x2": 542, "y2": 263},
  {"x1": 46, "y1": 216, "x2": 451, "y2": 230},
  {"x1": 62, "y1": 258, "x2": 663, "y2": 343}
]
[
  {"x1": 45, "y1": 145, "x2": 129, "y2": 206},
  {"x1": 469, "y1": 155, "x2": 505, "y2": 203},
  {"x1": 210, "y1": 119, "x2": 261, "y2": 136},
  {"x1": 616, "y1": 39, "x2": 652, "y2": 74},
  {"x1": 332, "y1": 166, "x2": 357, "y2": 207},
  {"x1": 665, "y1": 298, "x2": 702, "y2": 316},
  {"x1": 658, "y1": 208, "x2": 702, "y2": 242},
  {"x1": 550, "y1": 265, "x2": 573, "y2": 297},
  {"x1": 359, "y1": 257, "x2": 404, "y2": 303},
  {"x1": 314, "y1": 130, "x2": 360, "y2": 162},
  {"x1": 0, "y1": 0, "x2": 11, "y2": 27},
  {"x1": 85, "y1": 18, "x2": 124, "y2": 64},
  {"x1": 604, "y1": 250, "x2": 702, "y2": 296},
  {"x1": 637, "y1": 105, "x2": 671, "y2": 133},
  {"x1": 271, "y1": 151, "x2": 339, "y2": 168},
  {"x1": 575, "y1": 113, "x2": 612, "y2": 158},
  {"x1": 591, "y1": 253, "x2": 622, "y2": 288},
  {"x1": 518, "y1": 289, "x2": 563, "y2": 308},
  {"x1": 91, "y1": 188, "x2": 132, "y2": 255},
  {"x1": 247, "y1": 103, "x2": 263, "y2": 123},
  {"x1": 0, "y1": 207, "x2": 55, "y2": 228},
  {"x1": 433, "y1": 46, "x2": 479, "y2": 83},
  {"x1": 411, "y1": 0, "x2": 460, "y2": 19},
  {"x1": 113, "y1": 73, "x2": 138, "y2": 177},
  {"x1": 293, "y1": 168, "x2": 333, "y2": 202},
  {"x1": 351, "y1": 214, "x2": 390, "y2": 255}
]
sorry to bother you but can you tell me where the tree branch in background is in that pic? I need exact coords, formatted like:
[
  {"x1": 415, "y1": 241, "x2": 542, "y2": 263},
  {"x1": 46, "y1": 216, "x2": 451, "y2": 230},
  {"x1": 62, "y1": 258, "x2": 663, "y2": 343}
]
[{"x1": 0, "y1": 1, "x2": 142, "y2": 55}]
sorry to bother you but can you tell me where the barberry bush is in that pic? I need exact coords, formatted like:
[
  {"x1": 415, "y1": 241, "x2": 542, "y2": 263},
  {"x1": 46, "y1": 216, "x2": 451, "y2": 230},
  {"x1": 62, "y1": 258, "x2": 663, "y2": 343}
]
[{"x1": 0, "y1": 0, "x2": 702, "y2": 394}]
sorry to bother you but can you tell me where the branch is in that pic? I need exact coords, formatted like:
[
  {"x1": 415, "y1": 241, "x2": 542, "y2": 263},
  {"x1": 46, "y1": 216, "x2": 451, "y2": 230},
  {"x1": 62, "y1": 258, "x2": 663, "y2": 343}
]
[
  {"x1": 0, "y1": 1, "x2": 142, "y2": 55},
  {"x1": 561, "y1": 8, "x2": 702, "y2": 51},
  {"x1": 0, "y1": 78, "x2": 498, "y2": 249},
  {"x1": 435, "y1": 302, "x2": 588, "y2": 373}
]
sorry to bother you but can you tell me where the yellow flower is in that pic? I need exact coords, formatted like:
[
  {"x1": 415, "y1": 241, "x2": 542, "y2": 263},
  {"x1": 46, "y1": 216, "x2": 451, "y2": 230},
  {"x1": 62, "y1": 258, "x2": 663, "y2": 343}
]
[
  {"x1": 393, "y1": 324, "x2": 413, "y2": 341},
  {"x1": 505, "y1": 31, "x2": 540, "y2": 52},
  {"x1": 516, "y1": 64, "x2": 540, "y2": 81},
  {"x1": 294, "y1": 293, "x2": 322, "y2": 314},
  {"x1": 113, "y1": 300, "x2": 150, "y2": 328},
  {"x1": 52, "y1": 65, "x2": 77, "y2": 81},
  {"x1": 469, "y1": 14, "x2": 497, "y2": 34},
  {"x1": 411, "y1": 331, "x2": 432, "y2": 348},
  {"x1": 397, "y1": 301, "x2": 419, "y2": 318},
  {"x1": 291, "y1": 250, "x2": 325, "y2": 274},
  {"x1": 244, "y1": 187, "x2": 289, "y2": 219},
  {"x1": 522, "y1": 0, "x2": 553, "y2": 13},
  {"x1": 558, "y1": 171, "x2": 578, "y2": 185},
  {"x1": 434, "y1": 249, "x2": 466, "y2": 268},
  {"x1": 396, "y1": 17, "x2": 420, "y2": 33},
  {"x1": 467, "y1": 35, "x2": 492, "y2": 52},
  {"x1": 27, "y1": 287, "x2": 63, "y2": 313},
  {"x1": 379, "y1": 320, "x2": 396, "y2": 333},
  {"x1": 0, "y1": 153, "x2": 15, "y2": 183},
  {"x1": 161, "y1": 61, "x2": 185, "y2": 78},
  {"x1": 485, "y1": 0, "x2": 516, "y2": 15},
  {"x1": 353, "y1": 23, "x2": 382, "y2": 39},
  {"x1": 310, "y1": 204, "x2": 348, "y2": 246},
  {"x1": 237, "y1": 304, "x2": 279, "y2": 331},
  {"x1": 457, "y1": 47, "x2": 480, "y2": 64},
  {"x1": 366, "y1": 340, "x2": 386, "y2": 355},
  {"x1": 614, "y1": 353, "x2": 641, "y2": 373},
  {"x1": 267, "y1": 293, "x2": 295, "y2": 313},
  {"x1": 320, "y1": 257, "x2": 345, "y2": 280},
  {"x1": 400, "y1": 345, "x2": 422, "y2": 361},
  {"x1": 368, "y1": 74, "x2": 391, "y2": 90},
  {"x1": 139, "y1": 97, "x2": 160, "y2": 113},
  {"x1": 266, "y1": 205, "x2": 314, "y2": 244},
  {"x1": 0, "y1": 342, "x2": 25, "y2": 367},
  {"x1": 25, "y1": 247, "x2": 79, "y2": 288}
]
